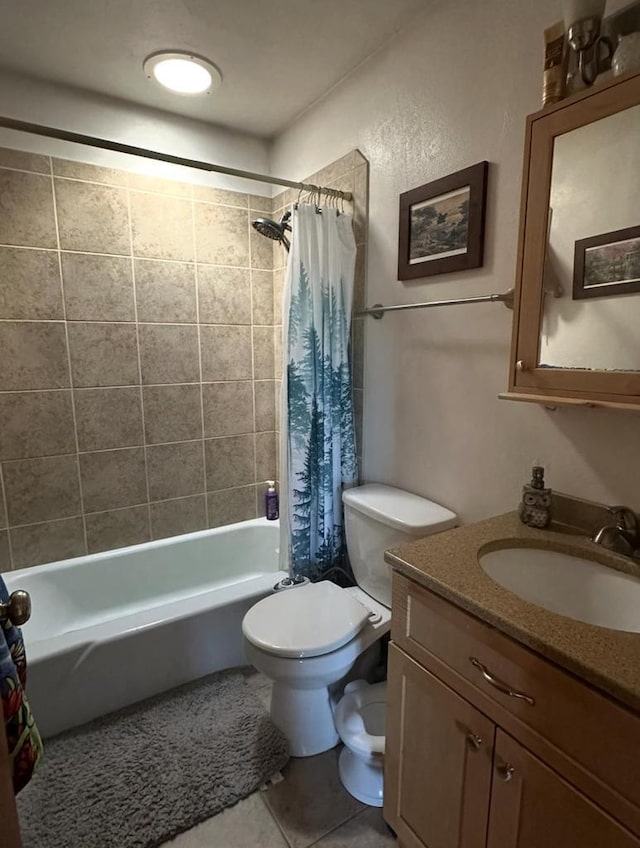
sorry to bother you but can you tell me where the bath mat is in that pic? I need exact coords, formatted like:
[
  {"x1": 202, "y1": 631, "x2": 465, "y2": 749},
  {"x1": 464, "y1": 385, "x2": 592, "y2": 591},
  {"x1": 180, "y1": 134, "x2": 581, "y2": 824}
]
[{"x1": 17, "y1": 667, "x2": 289, "y2": 848}]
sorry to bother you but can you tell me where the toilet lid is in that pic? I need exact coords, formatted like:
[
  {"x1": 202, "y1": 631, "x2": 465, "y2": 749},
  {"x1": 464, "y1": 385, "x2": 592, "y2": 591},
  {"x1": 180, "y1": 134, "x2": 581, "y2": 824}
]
[{"x1": 242, "y1": 582, "x2": 371, "y2": 658}]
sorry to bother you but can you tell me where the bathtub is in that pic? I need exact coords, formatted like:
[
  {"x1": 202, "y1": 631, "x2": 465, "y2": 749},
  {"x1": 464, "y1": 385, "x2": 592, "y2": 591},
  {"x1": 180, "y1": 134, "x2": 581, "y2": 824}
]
[{"x1": 3, "y1": 518, "x2": 285, "y2": 738}]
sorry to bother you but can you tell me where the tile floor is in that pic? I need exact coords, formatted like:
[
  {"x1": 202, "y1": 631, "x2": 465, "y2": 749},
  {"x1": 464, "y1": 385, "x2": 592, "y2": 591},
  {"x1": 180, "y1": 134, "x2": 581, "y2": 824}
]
[
  {"x1": 163, "y1": 672, "x2": 395, "y2": 848},
  {"x1": 165, "y1": 749, "x2": 395, "y2": 848}
]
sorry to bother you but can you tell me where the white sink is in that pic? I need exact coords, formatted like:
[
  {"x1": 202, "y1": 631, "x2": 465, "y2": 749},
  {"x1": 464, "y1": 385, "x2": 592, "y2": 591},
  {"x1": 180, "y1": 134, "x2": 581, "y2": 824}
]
[{"x1": 479, "y1": 546, "x2": 640, "y2": 632}]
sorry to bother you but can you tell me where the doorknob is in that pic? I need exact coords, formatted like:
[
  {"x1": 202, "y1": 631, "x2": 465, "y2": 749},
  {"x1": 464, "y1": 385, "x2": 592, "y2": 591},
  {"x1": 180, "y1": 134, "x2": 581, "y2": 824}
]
[{"x1": 0, "y1": 590, "x2": 31, "y2": 626}]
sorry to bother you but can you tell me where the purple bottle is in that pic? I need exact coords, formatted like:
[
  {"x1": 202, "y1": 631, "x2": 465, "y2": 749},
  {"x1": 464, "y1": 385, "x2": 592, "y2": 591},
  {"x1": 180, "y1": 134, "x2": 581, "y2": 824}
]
[{"x1": 265, "y1": 480, "x2": 279, "y2": 520}]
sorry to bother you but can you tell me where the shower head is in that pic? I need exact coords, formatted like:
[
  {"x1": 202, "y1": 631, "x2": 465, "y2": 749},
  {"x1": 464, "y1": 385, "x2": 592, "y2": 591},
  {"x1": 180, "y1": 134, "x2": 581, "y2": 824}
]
[{"x1": 252, "y1": 211, "x2": 291, "y2": 251}]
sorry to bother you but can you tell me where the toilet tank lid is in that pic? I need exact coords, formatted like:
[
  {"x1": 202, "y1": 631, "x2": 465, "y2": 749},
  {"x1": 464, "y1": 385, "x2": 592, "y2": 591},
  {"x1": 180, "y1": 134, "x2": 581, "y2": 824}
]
[{"x1": 342, "y1": 484, "x2": 457, "y2": 534}]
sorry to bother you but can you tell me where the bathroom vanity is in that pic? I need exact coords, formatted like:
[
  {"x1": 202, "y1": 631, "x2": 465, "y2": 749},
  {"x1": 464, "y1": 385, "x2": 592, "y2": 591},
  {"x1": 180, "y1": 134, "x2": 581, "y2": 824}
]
[{"x1": 383, "y1": 514, "x2": 640, "y2": 848}]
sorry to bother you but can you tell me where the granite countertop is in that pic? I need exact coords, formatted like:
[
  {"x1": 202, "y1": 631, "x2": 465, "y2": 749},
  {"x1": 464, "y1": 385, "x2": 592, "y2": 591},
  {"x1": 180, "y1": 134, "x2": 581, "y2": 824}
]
[{"x1": 385, "y1": 512, "x2": 640, "y2": 712}]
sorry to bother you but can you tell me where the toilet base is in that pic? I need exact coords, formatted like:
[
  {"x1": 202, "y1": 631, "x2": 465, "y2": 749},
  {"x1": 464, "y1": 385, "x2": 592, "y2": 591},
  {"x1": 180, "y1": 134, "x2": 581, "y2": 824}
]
[
  {"x1": 271, "y1": 682, "x2": 339, "y2": 757},
  {"x1": 338, "y1": 745, "x2": 384, "y2": 807}
]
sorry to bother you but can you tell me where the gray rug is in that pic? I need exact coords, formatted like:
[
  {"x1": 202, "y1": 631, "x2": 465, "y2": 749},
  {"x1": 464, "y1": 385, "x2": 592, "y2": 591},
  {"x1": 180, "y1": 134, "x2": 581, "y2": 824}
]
[{"x1": 17, "y1": 667, "x2": 289, "y2": 848}]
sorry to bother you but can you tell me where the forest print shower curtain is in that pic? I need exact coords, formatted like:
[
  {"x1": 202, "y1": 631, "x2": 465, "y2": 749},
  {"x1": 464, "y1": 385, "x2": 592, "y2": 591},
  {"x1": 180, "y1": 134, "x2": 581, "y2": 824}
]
[{"x1": 280, "y1": 203, "x2": 358, "y2": 580}]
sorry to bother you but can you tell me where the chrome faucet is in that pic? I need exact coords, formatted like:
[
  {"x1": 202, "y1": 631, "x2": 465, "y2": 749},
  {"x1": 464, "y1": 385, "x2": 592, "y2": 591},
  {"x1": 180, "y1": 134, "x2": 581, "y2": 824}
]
[{"x1": 591, "y1": 506, "x2": 640, "y2": 559}]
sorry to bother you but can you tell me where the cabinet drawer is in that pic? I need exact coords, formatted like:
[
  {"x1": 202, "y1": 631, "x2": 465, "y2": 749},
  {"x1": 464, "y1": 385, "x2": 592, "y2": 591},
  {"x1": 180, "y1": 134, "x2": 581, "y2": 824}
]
[{"x1": 392, "y1": 572, "x2": 640, "y2": 834}]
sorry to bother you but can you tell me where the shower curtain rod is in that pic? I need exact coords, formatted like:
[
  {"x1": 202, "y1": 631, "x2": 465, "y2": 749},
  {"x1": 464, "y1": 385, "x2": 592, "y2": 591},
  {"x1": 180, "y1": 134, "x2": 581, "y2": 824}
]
[
  {"x1": 359, "y1": 289, "x2": 515, "y2": 319},
  {"x1": 0, "y1": 115, "x2": 353, "y2": 200}
]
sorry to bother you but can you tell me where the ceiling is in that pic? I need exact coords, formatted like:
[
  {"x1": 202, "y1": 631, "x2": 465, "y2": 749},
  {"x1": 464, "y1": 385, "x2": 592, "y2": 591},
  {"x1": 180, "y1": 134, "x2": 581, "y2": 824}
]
[{"x1": 0, "y1": 0, "x2": 427, "y2": 138}]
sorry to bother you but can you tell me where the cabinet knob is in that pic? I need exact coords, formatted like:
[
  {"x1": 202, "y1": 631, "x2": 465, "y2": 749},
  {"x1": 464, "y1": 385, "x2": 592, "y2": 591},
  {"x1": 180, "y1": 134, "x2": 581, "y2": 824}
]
[
  {"x1": 516, "y1": 359, "x2": 527, "y2": 372},
  {"x1": 497, "y1": 763, "x2": 515, "y2": 782},
  {"x1": 466, "y1": 733, "x2": 482, "y2": 751}
]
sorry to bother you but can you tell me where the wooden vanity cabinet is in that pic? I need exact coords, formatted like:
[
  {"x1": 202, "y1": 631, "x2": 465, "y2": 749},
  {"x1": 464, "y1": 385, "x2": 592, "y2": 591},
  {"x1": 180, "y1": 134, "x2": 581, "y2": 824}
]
[
  {"x1": 487, "y1": 730, "x2": 639, "y2": 848},
  {"x1": 384, "y1": 574, "x2": 640, "y2": 848},
  {"x1": 385, "y1": 645, "x2": 493, "y2": 848}
]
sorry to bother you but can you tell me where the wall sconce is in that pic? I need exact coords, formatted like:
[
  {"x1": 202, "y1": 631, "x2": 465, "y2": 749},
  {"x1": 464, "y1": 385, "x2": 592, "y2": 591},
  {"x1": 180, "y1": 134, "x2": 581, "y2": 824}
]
[{"x1": 562, "y1": 0, "x2": 613, "y2": 85}]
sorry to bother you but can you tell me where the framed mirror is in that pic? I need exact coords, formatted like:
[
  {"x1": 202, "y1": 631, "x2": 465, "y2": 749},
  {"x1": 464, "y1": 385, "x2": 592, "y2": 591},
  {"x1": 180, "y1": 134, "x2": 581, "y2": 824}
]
[{"x1": 505, "y1": 68, "x2": 640, "y2": 409}]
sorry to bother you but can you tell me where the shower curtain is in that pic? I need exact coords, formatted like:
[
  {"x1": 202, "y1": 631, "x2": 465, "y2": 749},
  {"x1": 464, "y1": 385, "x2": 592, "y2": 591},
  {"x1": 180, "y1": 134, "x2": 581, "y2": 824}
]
[
  {"x1": 280, "y1": 203, "x2": 358, "y2": 580},
  {"x1": 0, "y1": 577, "x2": 42, "y2": 793}
]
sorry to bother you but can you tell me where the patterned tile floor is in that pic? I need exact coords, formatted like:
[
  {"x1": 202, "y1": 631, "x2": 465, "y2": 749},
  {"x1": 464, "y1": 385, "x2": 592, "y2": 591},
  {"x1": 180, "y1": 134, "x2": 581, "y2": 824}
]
[{"x1": 163, "y1": 673, "x2": 395, "y2": 848}]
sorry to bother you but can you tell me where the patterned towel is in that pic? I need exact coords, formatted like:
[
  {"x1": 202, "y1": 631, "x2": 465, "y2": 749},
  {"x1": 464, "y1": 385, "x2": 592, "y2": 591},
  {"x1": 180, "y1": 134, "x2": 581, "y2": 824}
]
[{"x1": 0, "y1": 577, "x2": 42, "y2": 793}]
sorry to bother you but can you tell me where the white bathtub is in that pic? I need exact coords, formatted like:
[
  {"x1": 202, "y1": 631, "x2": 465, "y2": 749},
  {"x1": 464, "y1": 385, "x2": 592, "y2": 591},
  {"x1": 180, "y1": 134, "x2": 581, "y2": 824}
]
[{"x1": 3, "y1": 518, "x2": 285, "y2": 738}]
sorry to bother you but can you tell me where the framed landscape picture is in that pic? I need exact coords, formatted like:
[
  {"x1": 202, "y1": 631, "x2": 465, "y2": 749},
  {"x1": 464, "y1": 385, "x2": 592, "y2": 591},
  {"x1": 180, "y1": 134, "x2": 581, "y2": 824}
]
[
  {"x1": 398, "y1": 161, "x2": 488, "y2": 280},
  {"x1": 573, "y1": 225, "x2": 640, "y2": 299}
]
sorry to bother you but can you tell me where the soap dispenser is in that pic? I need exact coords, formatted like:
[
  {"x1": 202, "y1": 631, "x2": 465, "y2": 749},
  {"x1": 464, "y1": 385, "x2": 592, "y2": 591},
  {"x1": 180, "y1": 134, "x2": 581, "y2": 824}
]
[
  {"x1": 518, "y1": 466, "x2": 552, "y2": 528},
  {"x1": 265, "y1": 480, "x2": 279, "y2": 521}
]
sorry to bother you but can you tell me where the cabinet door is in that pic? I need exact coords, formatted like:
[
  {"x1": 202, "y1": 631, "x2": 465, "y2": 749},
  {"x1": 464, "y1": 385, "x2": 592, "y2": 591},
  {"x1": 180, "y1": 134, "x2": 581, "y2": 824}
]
[
  {"x1": 0, "y1": 721, "x2": 22, "y2": 847},
  {"x1": 385, "y1": 643, "x2": 495, "y2": 848},
  {"x1": 487, "y1": 730, "x2": 640, "y2": 848}
]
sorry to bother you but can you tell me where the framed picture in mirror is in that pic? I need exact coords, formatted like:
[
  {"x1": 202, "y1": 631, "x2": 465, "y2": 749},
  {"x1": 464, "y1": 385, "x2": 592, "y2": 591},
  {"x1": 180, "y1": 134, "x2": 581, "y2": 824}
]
[
  {"x1": 573, "y1": 225, "x2": 640, "y2": 299},
  {"x1": 398, "y1": 161, "x2": 488, "y2": 280}
]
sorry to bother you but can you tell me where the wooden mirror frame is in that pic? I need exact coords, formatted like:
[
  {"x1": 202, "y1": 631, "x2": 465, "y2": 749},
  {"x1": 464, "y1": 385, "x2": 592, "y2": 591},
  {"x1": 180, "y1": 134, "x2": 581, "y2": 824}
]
[{"x1": 503, "y1": 68, "x2": 640, "y2": 411}]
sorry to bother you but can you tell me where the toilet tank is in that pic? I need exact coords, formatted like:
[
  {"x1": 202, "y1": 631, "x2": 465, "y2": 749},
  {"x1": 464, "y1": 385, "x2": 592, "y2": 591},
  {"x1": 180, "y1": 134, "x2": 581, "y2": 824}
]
[{"x1": 342, "y1": 484, "x2": 457, "y2": 608}]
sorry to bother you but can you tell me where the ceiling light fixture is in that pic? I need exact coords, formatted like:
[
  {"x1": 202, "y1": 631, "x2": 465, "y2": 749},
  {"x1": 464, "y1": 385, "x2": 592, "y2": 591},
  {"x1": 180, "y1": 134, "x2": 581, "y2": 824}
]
[{"x1": 143, "y1": 51, "x2": 222, "y2": 96}]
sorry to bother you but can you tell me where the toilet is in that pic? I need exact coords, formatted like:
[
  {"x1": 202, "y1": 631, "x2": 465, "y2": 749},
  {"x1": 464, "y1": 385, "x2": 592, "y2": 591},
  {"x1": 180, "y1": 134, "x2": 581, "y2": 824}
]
[{"x1": 242, "y1": 484, "x2": 457, "y2": 761}]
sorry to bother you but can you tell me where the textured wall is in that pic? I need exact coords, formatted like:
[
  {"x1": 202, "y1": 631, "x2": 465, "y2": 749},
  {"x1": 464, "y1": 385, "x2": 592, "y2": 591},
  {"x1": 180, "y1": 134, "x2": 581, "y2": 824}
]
[
  {"x1": 270, "y1": 0, "x2": 640, "y2": 521},
  {"x1": 0, "y1": 147, "x2": 276, "y2": 569}
]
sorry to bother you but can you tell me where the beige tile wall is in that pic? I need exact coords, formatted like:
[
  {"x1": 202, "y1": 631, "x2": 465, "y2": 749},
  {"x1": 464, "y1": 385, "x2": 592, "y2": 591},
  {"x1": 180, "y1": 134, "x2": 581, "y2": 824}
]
[
  {"x1": 272, "y1": 150, "x2": 369, "y2": 478},
  {"x1": 0, "y1": 147, "x2": 277, "y2": 570}
]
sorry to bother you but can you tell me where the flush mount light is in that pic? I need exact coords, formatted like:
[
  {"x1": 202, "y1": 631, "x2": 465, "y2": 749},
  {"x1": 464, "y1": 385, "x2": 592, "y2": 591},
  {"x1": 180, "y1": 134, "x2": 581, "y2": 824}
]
[{"x1": 143, "y1": 51, "x2": 222, "y2": 96}]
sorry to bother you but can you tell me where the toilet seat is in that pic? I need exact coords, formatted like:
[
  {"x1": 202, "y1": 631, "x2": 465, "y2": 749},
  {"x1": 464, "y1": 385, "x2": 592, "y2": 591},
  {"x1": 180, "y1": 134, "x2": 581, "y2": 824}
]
[
  {"x1": 242, "y1": 581, "x2": 371, "y2": 658},
  {"x1": 335, "y1": 680, "x2": 387, "y2": 758}
]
